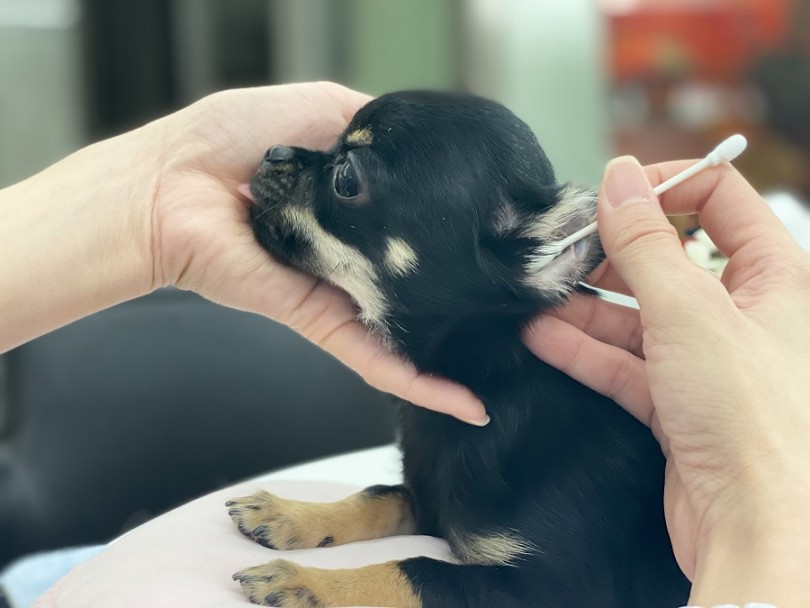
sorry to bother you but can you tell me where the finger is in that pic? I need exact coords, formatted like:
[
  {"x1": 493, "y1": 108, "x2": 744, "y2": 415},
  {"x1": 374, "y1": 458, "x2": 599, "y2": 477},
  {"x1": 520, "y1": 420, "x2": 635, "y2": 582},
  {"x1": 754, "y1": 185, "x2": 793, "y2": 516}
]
[
  {"x1": 524, "y1": 315, "x2": 654, "y2": 425},
  {"x1": 212, "y1": 253, "x2": 489, "y2": 426},
  {"x1": 597, "y1": 156, "x2": 703, "y2": 313},
  {"x1": 549, "y1": 292, "x2": 644, "y2": 357},
  {"x1": 644, "y1": 160, "x2": 800, "y2": 260},
  {"x1": 584, "y1": 259, "x2": 634, "y2": 295},
  {"x1": 327, "y1": 82, "x2": 373, "y2": 122},
  {"x1": 285, "y1": 286, "x2": 489, "y2": 425},
  {"x1": 590, "y1": 159, "x2": 791, "y2": 293},
  {"x1": 319, "y1": 322, "x2": 490, "y2": 426}
]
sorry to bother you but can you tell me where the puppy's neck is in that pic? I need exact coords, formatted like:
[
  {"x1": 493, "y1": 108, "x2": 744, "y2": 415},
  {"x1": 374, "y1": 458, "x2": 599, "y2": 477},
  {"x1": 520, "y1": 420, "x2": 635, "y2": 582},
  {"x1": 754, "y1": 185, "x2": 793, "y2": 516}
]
[{"x1": 386, "y1": 310, "x2": 535, "y2": 388}]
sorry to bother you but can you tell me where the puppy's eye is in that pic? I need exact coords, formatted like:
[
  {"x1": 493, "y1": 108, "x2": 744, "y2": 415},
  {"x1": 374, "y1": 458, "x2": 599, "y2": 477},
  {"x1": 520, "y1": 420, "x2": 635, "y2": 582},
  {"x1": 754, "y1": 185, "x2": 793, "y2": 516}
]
[{"x1": 334, "y1": 160, "x2": 360, "y2": 199}]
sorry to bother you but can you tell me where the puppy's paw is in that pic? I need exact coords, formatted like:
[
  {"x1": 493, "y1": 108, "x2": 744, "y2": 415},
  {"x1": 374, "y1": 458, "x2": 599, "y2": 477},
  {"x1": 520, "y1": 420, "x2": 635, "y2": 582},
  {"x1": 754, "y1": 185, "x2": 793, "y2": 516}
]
[
  {"x1": 233, "y1": 560, "x2": 323, "y2": 607},
  {"x1": 233, "y1": 559, "x2": 422, "y2": 608},
  {"x1": 226, "y1": 491, "x2": 335, "y2": 550}
]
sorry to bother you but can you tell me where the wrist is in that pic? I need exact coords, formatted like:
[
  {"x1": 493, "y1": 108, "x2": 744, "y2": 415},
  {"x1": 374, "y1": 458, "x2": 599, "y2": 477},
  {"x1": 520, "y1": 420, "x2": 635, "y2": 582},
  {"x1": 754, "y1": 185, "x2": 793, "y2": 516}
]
[
  {"x1": 689, "y1": 504, "x2": 810, "y2": 608},
  {"x1": 0, "y1": 121, "x2": 164, "y2": 351},
  {"x1": 92, "y1": 120, "x2": 167, "y2": 293}
]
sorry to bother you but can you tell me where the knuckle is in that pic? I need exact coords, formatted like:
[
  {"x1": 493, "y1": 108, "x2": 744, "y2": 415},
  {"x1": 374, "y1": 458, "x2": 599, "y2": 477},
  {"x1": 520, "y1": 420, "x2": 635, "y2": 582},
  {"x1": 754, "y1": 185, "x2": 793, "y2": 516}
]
[
  {"x1": 609, "y1": 217, "x2": 680, "y2": 255},
  {"x1": 605, "y1": 355, "x2": 634, "y2": 401},
  {"x1": 561, "y1": 329, "x2": 589, "y2": 372}
]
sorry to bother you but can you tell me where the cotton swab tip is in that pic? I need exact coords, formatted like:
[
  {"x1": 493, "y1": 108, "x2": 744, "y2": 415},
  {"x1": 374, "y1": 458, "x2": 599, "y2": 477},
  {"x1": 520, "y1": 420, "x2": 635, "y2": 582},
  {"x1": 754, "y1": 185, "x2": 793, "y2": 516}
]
[{"x1": 707, "y1": 134, "x2": 747, "y2": 166}]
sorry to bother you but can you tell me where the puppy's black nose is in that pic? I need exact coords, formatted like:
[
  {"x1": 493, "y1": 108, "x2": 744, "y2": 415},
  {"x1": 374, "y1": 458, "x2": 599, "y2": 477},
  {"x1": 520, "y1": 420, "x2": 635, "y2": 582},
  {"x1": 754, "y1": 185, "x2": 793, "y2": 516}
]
[{"x1": 264, "y1": 145, "x2": 295, "y2": 163}]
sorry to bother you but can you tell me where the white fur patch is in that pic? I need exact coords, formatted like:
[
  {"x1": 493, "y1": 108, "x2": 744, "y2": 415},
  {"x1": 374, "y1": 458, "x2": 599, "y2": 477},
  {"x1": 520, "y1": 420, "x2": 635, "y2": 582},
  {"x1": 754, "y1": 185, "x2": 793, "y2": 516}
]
[
  {"x1": 281, "y1": 206, "x2": 389, "y2": 329},
  {"x1": 449, "y1": 529, "x2": 536, "y2": 566},
  {"x1": 383, "y1": 238, "x2": 419, "y2": 276},
  {"x1": 521, "y1": 185, "x2": 597, "y2": 297}
]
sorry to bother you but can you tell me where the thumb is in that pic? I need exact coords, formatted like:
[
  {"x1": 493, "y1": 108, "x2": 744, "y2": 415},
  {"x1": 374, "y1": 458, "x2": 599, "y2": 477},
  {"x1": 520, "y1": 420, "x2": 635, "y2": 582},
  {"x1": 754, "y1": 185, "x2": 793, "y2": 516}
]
[{"x1": 597, "y1": 156, "x2": 696, "y2": 311}]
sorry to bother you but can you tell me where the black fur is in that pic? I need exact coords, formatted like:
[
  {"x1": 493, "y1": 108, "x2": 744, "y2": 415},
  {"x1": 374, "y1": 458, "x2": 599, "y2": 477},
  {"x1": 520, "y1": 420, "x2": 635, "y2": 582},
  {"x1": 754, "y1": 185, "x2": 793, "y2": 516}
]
[{"x1": 248, "y1": 91, "x2": 689, "y2": 607}]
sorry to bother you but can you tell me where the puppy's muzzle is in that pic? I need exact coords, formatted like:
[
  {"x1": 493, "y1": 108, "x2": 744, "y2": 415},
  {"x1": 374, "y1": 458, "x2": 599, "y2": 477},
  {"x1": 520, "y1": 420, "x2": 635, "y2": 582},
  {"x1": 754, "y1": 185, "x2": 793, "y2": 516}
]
[{"x1": 249, "y1": 145, "x2": 310, "y2": 210}]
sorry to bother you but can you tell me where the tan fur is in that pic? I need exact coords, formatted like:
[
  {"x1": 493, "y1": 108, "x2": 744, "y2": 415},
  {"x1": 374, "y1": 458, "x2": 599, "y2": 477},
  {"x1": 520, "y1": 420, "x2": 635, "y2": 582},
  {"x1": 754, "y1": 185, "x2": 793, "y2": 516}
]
[
  {"x1": 227, "y1": 489, "x2": 416, "y2": 550},
  {"x1": 520, "y1": 185, "x2": 596, "y2": 296},
  {"x1": 448, "y1": 529, "x2": 535, "y2": 566},
  {"x1": 235, "y1": 559, "x2": 421, "y2": 607},
  {"x1": 345, "y1": 127, "x2": 373, "y2": 147},
  {"x1": 384, "y1": 237, "x2": 419, "y2": 276},
  {"x1": 280, "y1": 205, "x2": 389, "y2": 329}
]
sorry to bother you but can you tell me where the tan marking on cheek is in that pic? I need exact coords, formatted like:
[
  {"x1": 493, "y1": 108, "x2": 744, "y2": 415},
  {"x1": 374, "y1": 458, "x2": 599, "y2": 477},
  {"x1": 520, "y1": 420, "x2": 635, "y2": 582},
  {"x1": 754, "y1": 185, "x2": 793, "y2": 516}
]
[
  {"x1": 280, "y1": 206, "x2": 389, "y2": 330},
  {"x1": 235, "y1": 559, "x2": 422, "y2": 608},
  {"x1": 345, "y1": 127, "x2": 373, "y2": 146},
  {"x1": 449, "y1": 530, "x2": 535, "y2": 566},
  {"x1": 384, "y1": 237, "x2": 419, "y2": 276}
]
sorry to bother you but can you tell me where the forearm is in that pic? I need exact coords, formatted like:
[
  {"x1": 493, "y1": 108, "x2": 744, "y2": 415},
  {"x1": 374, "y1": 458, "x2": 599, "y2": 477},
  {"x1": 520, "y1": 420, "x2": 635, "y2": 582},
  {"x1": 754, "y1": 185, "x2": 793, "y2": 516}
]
[{"x1": 0, "y1": 124, "x2": 162, "y2": 353}]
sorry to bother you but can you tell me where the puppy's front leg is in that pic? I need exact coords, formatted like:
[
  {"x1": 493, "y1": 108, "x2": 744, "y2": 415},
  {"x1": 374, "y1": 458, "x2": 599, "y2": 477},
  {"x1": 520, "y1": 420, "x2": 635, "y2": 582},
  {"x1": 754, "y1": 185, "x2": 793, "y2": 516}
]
[
  {"x1": 226, "y1": 484, "x2": 416, "y2": 550},
  {"x1": 234, "y1": 559, "x2": 421, "y2": 607},
  {"x1": 234, "y1": 557, "x2": 523, "y2": 607}
]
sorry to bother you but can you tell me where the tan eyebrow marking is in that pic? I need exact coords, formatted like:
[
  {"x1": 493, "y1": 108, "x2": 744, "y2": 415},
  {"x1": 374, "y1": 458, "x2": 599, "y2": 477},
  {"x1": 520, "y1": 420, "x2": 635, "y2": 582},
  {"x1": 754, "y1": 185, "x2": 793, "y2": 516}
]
[{"x1": 345, "y1": 127, "x2": 373, "y2": 147}]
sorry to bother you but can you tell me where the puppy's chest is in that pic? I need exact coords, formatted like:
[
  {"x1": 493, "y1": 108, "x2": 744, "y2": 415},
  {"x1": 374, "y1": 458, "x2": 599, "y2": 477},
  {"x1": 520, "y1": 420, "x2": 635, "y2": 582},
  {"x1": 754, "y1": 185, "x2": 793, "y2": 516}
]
[
  {"x1": 400, "y1": 410, "x2": 544, "y2": 568},
  {"x1": 400, "y1": 407, "x2": 525, "y2": 525},
  {"x1": 397, "y1": 371, "x2": 661, "y2": 566}
]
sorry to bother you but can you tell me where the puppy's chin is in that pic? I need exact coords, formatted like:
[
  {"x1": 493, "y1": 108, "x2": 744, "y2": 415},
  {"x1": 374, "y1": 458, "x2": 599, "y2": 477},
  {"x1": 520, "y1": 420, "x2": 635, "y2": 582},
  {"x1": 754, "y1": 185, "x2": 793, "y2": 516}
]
[
  {"x1": 250, "y1": 212, "x2": 316, "y2": 275},
  {"x1": 248, "y1": 161, "x2": 326, "y2": 277}
]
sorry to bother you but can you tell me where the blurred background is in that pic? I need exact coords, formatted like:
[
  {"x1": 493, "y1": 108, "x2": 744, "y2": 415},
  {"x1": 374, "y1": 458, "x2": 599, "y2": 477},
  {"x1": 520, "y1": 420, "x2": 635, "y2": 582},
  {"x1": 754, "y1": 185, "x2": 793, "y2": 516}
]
[
  {"x1": 6, "y1": 0, "x2": 810, "y2": 196},
  {"x1": 2, "y1": 0, "x2": 809, "y2": 568}
]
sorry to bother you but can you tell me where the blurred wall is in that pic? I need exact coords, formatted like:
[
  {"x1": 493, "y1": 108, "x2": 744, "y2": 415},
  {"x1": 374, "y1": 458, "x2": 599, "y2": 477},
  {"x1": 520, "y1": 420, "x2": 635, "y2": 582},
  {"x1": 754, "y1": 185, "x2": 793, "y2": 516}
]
[
  {"x1": 267, "y1": 0, "x2": 609, "y2": 187},
  {"x1": 0, "y1": 0, "x2": 610, "y2": 189},
  {"x1": 464, "y1": 0, "x2": 609, "y2": 187},
  {"x1": 344, "y1": 0, "x2": 460, "y2": 94},
  {"x1": 268, "y1": 0, "x2": 460, "y2": 93},
  {"x1": 0, "y1": 0, "x2": 85, "y2": 187}
]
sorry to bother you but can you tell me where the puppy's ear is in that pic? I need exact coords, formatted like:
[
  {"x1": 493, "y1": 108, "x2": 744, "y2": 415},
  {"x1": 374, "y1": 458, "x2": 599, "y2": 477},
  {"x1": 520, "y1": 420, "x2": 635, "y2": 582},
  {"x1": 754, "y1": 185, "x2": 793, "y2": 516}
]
[
  {"x1": 477, "y1": 198, "x2": 540, "y2": 292},
  {"x1": 478, "y1": 186, "x2": 598, "y2": 300}
]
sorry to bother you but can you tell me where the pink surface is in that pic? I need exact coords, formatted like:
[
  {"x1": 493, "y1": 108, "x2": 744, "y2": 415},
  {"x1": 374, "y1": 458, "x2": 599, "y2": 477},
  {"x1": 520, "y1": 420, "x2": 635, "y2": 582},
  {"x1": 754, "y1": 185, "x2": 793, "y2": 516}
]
[{"x1": 34, "y1": 480, "x2": 453, "y2": 608}]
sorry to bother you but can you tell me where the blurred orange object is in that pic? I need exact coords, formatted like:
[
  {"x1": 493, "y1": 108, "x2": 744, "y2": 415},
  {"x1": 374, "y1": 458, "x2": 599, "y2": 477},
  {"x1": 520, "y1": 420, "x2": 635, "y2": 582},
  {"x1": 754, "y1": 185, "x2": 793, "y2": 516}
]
[{"x1": 606, "y1": 0, "x2": 789, "y2": 83}]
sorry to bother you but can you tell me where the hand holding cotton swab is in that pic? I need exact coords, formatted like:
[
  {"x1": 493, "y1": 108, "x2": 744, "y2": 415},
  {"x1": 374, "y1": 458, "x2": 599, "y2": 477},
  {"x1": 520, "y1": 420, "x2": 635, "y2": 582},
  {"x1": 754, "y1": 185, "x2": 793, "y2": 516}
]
[{"x1": 544, "y1": 134, "x2": 748, "y2": 260}]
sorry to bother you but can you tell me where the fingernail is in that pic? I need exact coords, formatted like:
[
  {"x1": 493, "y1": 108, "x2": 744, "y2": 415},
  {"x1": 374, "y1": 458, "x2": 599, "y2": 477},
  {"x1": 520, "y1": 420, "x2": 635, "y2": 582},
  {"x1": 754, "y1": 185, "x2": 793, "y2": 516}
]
[
  {"x1": 604, "y1": 156, "x2": 651, "y2": 207},
  {"x1": 464, "y1": 414, "x2": 491, "y2": 427}
]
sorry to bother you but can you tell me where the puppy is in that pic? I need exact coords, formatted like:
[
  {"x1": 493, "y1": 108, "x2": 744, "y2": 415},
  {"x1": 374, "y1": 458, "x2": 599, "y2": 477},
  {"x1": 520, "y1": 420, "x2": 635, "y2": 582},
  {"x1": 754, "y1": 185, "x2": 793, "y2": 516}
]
[{"x1": 226, "y1": 91, "x2": 689, "y2": 607}]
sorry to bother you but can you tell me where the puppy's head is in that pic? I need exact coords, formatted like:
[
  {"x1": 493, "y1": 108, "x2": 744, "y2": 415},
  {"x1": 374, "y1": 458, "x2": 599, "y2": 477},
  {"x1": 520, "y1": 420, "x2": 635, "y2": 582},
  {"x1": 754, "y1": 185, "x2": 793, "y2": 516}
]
[{"x1": 249, "y1": 91, "x2": 602, "y2": 338}]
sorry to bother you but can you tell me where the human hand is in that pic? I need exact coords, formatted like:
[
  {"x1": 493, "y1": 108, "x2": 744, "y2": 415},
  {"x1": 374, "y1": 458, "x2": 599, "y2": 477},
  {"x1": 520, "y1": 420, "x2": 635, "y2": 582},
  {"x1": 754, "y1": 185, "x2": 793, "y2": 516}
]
[
  {"x1": 148, "y1": 83, "x2": 486, "y2": 424},
  {"x1": 524, "y1": 156, "x2": 810, "y2": 602}
]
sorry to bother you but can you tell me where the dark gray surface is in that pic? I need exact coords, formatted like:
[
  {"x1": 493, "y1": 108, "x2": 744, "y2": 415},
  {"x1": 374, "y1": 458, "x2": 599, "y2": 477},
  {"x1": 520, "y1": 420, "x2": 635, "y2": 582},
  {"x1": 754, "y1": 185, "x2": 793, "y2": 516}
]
[
  {"x1": 0, "y1": 289, "x2": 397, "y2": 566},
  {"x1": 0, "y1": 358, "x2": 7, "y2": 436}
]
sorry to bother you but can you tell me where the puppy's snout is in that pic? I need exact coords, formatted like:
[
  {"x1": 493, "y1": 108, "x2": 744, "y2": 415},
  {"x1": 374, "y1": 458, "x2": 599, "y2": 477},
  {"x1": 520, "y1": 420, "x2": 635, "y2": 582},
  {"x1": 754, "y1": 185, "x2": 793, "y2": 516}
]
[{"x1": 264, "y1": 145, "x2": 295, "y2": 163}]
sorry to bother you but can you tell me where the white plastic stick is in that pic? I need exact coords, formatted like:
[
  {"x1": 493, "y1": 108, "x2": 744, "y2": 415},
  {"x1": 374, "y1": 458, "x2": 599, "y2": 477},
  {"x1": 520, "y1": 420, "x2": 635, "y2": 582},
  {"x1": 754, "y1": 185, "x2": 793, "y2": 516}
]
[
  {"x1": 547, "y1": 134, "x2": 748, "y2": 256},
  {"x1": 651, "y1": 133, "x2": 747, "y2": 195}
]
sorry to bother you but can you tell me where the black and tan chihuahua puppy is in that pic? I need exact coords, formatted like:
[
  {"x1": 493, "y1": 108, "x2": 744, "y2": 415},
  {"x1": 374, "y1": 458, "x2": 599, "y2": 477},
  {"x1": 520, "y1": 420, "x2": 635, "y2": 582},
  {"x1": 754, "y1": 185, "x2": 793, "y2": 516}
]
[{"x1": 226, "y1": 91, "x2": 689, "y2": 607}]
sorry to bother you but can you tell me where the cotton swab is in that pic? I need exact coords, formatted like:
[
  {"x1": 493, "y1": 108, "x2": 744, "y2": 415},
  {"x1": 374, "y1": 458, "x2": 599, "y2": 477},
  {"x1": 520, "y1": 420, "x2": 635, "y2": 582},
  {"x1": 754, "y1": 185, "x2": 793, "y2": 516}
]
[{"x1": 543, "y1": 134, "x2": 748, "y2": 260}]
